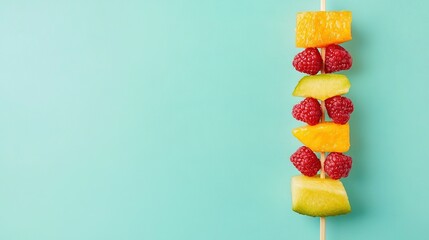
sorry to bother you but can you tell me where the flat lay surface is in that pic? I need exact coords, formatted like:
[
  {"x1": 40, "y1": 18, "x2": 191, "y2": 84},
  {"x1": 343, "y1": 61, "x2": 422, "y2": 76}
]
[{"x1": 0, "y1": 0, "x2": 428, "y2": 239}]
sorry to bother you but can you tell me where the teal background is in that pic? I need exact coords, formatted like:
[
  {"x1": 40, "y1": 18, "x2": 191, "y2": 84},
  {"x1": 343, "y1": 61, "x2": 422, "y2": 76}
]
[{"x1": 0, "y1": 0, "x2": 428, "y2": 239}]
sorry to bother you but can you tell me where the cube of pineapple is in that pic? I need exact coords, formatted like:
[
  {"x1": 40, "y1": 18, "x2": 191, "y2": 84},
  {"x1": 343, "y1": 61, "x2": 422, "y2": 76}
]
[{"x1": 296, "y1": 11, "x2": 352, "y2": 48}]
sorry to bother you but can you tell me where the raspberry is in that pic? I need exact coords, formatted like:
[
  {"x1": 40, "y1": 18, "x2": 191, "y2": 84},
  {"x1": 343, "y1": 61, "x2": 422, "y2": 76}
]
[
  {"x1": 290, "y1": 146, "x2": 321, "y2": 176},
  {"x1": 292, "y1": 48, "x2": 323, "y2": 75},
  {"x1": 325, "y1": 96, "x2": 354, "y2": 124},
  {"x1": 324, "y1": 44, "x2": 353, "y2": 73},
  {"x1": 292, "y1": 98, "x2": 322, "y2": 125},
  {"x1": 324, "y1": 152, "x2": 352, "y2": 180}
]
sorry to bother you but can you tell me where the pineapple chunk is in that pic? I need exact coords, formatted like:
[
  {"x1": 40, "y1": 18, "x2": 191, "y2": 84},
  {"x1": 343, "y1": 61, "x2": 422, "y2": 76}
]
[
  {"x1": 292, "y1": 122, "x2": 350, "y2": 153},
  {"x1": 296, "y1": 11, "x2": 352, "y2": 48}
]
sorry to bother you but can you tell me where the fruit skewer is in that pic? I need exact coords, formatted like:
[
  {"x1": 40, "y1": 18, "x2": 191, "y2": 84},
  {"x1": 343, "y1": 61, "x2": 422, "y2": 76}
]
[{"x1": 289, "y1": 0, "x2": 354, "y2": 239}]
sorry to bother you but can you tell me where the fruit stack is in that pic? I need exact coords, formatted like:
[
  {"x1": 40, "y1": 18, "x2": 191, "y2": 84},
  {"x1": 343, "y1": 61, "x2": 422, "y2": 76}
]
[{"x1": 289, "y1": 10, "x2": 354, "y2": 219}]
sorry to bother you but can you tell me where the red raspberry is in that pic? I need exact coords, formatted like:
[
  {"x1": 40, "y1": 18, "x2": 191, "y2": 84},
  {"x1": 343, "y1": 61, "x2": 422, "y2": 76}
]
[
  {"x1": 325, "y1": 96, "x2": 354, "y2": 124},
  {"x1": 324, "y1": 44, "x2": 353, "y2": 73},
  {"x1": 290, "y1": 146, "x2": 321, "y2": 176},
  {"x1": 324, "y1": 152, "x2": 352, "y2": 180},
  {"x1": 292, "y1": 48, "x2": 323, "y2": 75},
  {"x1": 292, "y1": 98, "x2": 322, "y2": 125}
]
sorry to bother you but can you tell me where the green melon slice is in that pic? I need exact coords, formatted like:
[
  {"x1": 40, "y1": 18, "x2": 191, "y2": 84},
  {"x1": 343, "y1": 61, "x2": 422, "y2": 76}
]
[
  {"x1": 292, "y1": 74, "x2": 351, "y2": 101},
  {"x1": 291, "y1": 175, "x2": 351, "y2": 217}
]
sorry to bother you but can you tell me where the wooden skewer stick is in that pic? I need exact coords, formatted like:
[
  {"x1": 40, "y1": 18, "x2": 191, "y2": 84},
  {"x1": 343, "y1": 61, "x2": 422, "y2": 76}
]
[
  {"x1": 320, "y1": 103, "x2": 326, "y2": 240},
  {"x1": 321, "y1": 0, "x2": 326, "y2": 11},
  {"x1": 320, "y1": 1, "x2": 326, "y2": 240}
]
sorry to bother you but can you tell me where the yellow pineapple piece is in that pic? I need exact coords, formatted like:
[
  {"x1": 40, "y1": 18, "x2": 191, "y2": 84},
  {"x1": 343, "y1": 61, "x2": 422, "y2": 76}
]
[
  {"x1": 292, "y1": 122, "x2": 350, "y2": 152},
  {"x1": 296, "y1": 11, "x2": 352, "y2": 48}
]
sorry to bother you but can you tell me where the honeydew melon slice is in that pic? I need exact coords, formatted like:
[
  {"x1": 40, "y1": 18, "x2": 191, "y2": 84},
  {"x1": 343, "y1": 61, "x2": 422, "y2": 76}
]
[
  {"x1": 292, "y1": 74, "x2": 350, "y2": 101},
  {"x1": 291, "y1": 175, "x2": 351, "y2": 217}
]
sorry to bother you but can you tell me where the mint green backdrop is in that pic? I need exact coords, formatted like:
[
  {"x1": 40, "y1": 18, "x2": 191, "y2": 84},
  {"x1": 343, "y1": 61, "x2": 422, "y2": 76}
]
[{"x1": 0, "y1": 0, "x2": 427, "y2": 239}]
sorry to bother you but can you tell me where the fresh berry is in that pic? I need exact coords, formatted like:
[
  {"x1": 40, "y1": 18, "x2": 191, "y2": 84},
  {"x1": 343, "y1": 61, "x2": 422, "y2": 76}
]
[
  {"x1": 290, "y1": 146, "x2": 321, "y2": 176},
  {"x1": 325, "y1": 96, "x2": 354, "y2": 124},
  {"x1": 324, "y1": 152, "x2": 352, "y2": 180},
  {"x1": 293, "y1": 48, "x2": 323, "y2": 75},
  {"x1": 292, "y1": 98, "x2": 322, "y2": 125},
  {"x1": 324, "y1": 44, "x2": 353, "y2": 73}
]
